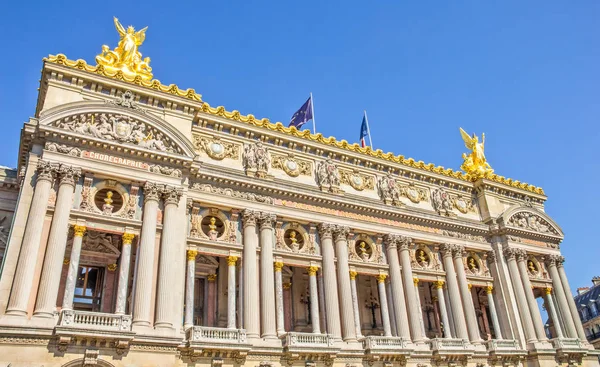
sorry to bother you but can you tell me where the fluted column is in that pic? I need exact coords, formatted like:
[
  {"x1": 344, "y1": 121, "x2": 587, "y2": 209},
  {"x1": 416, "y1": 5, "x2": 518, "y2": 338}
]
[
  {"x1": 274, "y1": 261, "x2": 285, "y2": 334},
  {"x1": 308, "y1": 266, "x2": 321, "y2": 334},
  {"x1": 504, "y1": 247, "x2": 537, "y2": 343},
  {"x1": 377, "y1": 274, "x2": 392, "y2": 337},
  {"x1": 318, "y1": 224, "x2": 342, "y2": 339},
  {"x1": 383, "y1": 234, "x2": 411, "y2": 340},
  {"x1": 333, "y1": 226, "x2": 356, "y2": 341},
  {"x1": 34, "y1": 165, "x2": 81, "y2": 317},
  {"x1": 544, "y1": 287, "x2": 563, "y2": 339},
  {"x1": 228, "y1": 256, "x2": 238, "y2": 329},
  {"x1": 433, "y1": 280, "x2": 452, "y2": 338},
  {"x1": 386, "y1": 278, "x2": 398, "y2": 336},
  {"x1": 452, "y1": 246, "x2": 482, "y2": 343},
  {"x1": 398, "y1": 238, "x2": 424, "y2": 342},
  {"x1": 115, "y1": 232, "x2": 135, "y2": 315},
  {"x1": 154, "y1": 186, "x2": 182, "y2": 329},
  {"x1": 349, "y1": 270, "x2": 362, "y2": 338},
  {"x1": 515, "y1": 250, "x2": 547, "y2": 341},
  {"x1": 413, "y1": 277, "x2": 427, "y2": 336},
  {"x1": 556, "y1": 257, "x2": 588, "y2": 341},
  {"x1": 258, "y1": 212, "x2": 277, "y2": 338},
  {"x1": 184, "y1": 250, "x2": 197, "y2": 329},
  {"x1": 61, "y1": 225, "x2": 86, "y2": 311},
  {"x1": 440, "y1": 244, "x2": 469, "y2": 340},
  {"x1": 132, "y1": 182, "x2": 161, "y2": 327},
  {"x1": 546, "y1": 255, "x2": 577, "y2": 338},
  {"x1": 486, "y1": 286, "x2": 503, "y2": 339},
  {"x1": 242, "y1": 210, "x2": 260, "y2": 338}
]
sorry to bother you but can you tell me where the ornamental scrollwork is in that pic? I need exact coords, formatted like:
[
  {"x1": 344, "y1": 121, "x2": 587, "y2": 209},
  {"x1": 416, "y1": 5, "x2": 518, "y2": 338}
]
[
  {"x1": 402, "y1": 183, "x2": 428, "y2": 204},
  {"x1": 45, "y1": 142, "x2": 82, "y2": 157},
  {"x1": 190, "y1": 183, "x2": 273, "y2": 205},
  {"x1": 378, "y1": 174, "x2": 404, "y2": 207},
  {"x1": 316, "y1": 159, "x2": 342, "y2": 193},
  {"x1": 339, "y1": 169, "x2": 374, "y2": 191},
  {"x1": 464, "y1": 252, "x2": 490, "y2": 277},
  {"x1": 189, "y1": 207, "x2": 237, "y2": 243},
  {"x1": 348, "y1": 234, "x2": 384, "y2": 264},
  {"x1": 275, "y1": 222, "x2": 316, "y2": 255},
  {"x1": 193, "y1": 135, "x2": 240, "y2": 161},
  {"x1": 440, "y1": 229, "x2": 487, "y2": 243},
  {"x1": 106, "y1": 90, "x2": 145, "y2": 112},
  {"x1": 243, "y1": 141, "x2": 270, "y2": 178},
  {"x1": 271, "y1": 153, "x2": 312, "y2": 177},
  {"x1": 507, "y1": 211, "x2": 559, "y2": 236},
  {"x1": 55, "y1": 113, "x2": 180, "y2": 153},
  {"x1": 411, "y1": 245, "x2": 441, "y2": 271},
  {"x1": 148, "y1": 164, "x2": 182, "y2": 177},
  {"x1": 453, "y1": 194, "x2": 475, "y2": 214}
]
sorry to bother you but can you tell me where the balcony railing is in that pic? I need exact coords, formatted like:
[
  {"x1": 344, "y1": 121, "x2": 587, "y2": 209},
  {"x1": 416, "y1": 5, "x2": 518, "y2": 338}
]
[
  {"x1": 428, "y1": 338, "x2": 472, "y2": 351},
  {"x1": 552, "y1": 337, "x2": 585, "y2": 351},
  {"x1": 187, "y1": 326, "x2": 247, "y2": 344},
  {"x1": 58, "y1": 309, "x2": 132, "y2": 331},
  {"x1": 363, "y1": 336, "x2": 411, "y2": 350},
  {"x1": 283, "y1": 332, "x2": 334, "y2": 348}
]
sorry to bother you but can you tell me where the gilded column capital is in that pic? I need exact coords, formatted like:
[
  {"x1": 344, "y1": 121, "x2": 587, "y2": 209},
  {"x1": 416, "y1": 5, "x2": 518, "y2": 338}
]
[
  {"x1": 433, "y1": 280, "x2": 445, "y2": 289},
  {"x1": 242, "y1": 209, "x2": 259, "y2": 228},
  {"x1": 467, "y1": 283, "x2": 472, "y2": 291},
  {"x1": 36, "y1": 160, "x2": 57, "y2": 182},
  {"x1": 144, "y1": 182, "x2": 162, "y2": 203},
  {"x1": 503, "y1": 247, "x2": 517, "y2": 261},
  {"x1": 162, "y1": 186, "x2": 183, "y2": 206},
  {"x1": 274, "y1": 261, "x2": 284, "y2": 272},
  {"x1": 228, "y1": 256, "x2": 238, "y2": 266},
  {"x1": 318, "y1": 223, "x2": 334, "y2": 240},
  {"x1": 207, "y1": 273, "x2": 217, "y2": 282},
  {"x1": 187, "y1": 249, "x2": 198, "y2": 261},
  {"x1": 73, "y1": 225, "x2": 86, "y2": 238},
  {"x1": 107, "y1": 263, "x2": 118, "y2": 272},
  {"x1": 413, "y1": 277, "x2": 419, "y2": 286},
  {"x1": 486, "y1": 285, "x2": 493, "y2": 294},
  {"x1": 332, "y1": 225, "x2": 350, "y2": 243},
  {"x1": 452, "y1": 245, "x2": 466, "y2": 259},
  {"x1": 63, "y1": 258, "x2": 70, "y2": 265},
  {"x1": 377, "y1": 274, "x2": 387, "y2": 283},
  {"x1": 283, "y1": 282, "x2": 292, "y2": 290},
  {"x1": 349, "y1": 270, "x2": 358, "y2": 280},
  {"x1": 122, "y1": 232, "x2": 135, "y2": 245},
  {"x1": 308, "y1": 266, "x2": 319, "y2": 276},
  {"x1": 258, "y1": 212, "x2": 277, "y2": 230},
  {"x1": 57, "y1": 164, "x2": 81, "y2": 187},
  {"x1": 544, "y1": 287, "x2": 553, "y2": 295}
]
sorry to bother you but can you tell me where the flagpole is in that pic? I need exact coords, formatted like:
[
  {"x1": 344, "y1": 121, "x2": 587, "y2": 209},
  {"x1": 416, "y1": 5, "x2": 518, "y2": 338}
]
[
  {"x1": 310, "y1": 92, "x2": 316, "y2": 134},
  {"x1": 364, "y1": 110, "x2": 373, "y2": 148}
]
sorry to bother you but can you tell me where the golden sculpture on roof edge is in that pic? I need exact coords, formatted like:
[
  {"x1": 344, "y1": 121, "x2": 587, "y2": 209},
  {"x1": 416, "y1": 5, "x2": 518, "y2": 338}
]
[
  {"x1": 95, "y1": 17, "x2": 153, "y2": 81},
  {"x1": 459, "y1": 127, "x2": 494, "y2": 181}
]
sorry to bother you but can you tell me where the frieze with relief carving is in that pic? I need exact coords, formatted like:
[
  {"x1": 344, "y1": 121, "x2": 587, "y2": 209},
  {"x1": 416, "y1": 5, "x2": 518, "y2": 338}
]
[
  {"x1": 194, "y1": 135, "x2": 240, "y2": 161},
  {"x1": 191, "y1": 183, "x2": 273, "y2": 204},
  {"x1": 55, "y1": 113, "x2": 179, "y2": 153},
  {"x1": 441, "y1": 229, "x2": 487, "y2": 243},
  {"x1": 316, "y1": 159, "x2": 342, "y2": 193},
  {"x1": 148, "y1": 164, "x2": 182, "y2": 178},
  {"x1": 275, "y1": 222, "x2": 316, "y2": 255},
  {"x1": 45, "y1": 142, "x2": 82, "y2": 157},
  {"x1": 339, "y1": 169, "x2": 374, "y2": 192},
  {"x1": 189, "y1": 207, "x2": 238, "y2": 243},
  {"x1": 243, "y1": 141, "x2": 270, "y2": 178},
  {"x1": 453, "y1": 194, "x2": 476, "y2": 214},
  {"x1": 271, "y1": 153, "x2": 312, "y2": 177},
  {"x1": 431, "y1": 187, "x2": 456, "y2": 217},
  {"x1": 378, "y1": 174, "x2": 404, "y2": 207},
  {"x1": 402, "y1": 182, "x2": 428, "y2": 204},
  {"x1": 507, "y1": 212, "x2": 559, "y2": 236},
  {"x1": 348, "y1": 234, "x2": 384, "y2": 264}
]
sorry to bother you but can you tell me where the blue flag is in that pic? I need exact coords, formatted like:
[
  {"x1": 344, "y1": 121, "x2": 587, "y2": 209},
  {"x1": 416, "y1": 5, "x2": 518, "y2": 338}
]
[
  {"x1": 359, "y1": 115, "x2": 369, "y2": 148},
  {"x1": 289, "y1": 96, "x2": 313, "y2": 129}
]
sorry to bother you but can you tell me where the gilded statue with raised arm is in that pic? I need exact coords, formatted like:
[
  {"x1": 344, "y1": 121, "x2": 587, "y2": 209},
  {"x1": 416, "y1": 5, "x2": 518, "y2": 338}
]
[
  {"x1": 459, "y1": 127, "x2": 493, "y2": 180},
  {"x1": 95, "y1": 17, "x2": 153, "y2": 81}
]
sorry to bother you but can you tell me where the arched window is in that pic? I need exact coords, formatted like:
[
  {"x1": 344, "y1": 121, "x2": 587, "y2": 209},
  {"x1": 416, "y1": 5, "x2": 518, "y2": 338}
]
[{"x1": 590, "y1": 301, "x2": 599, "y2": 318}]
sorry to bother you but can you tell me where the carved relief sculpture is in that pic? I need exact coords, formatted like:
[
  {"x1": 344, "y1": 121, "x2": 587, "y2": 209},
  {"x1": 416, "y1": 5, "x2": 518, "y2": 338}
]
[
  {"x1": 271, "y1": 153, "x2": 312, "y2": 177},
  {"x1": 378, "y1": 174, "x2": 403, "y2": 207},
  {"x1": 243, "y1": 141, "x2": 270, "y2": 178},
  {"x1": 194, "y1": 135, "x2": 240, "y2": 161},
  {"x1": 507, "y1": 211, "x2": 559, "y2": 235},
  {"x1": 431, "y1": 187, "x2": 455, "y2": 217},
  {"x1": 339, "y1": 169, "x2": 374, "y2": 191},
  {"x1": 316, "y1": 159, "x2": 342, "y2": 193}
]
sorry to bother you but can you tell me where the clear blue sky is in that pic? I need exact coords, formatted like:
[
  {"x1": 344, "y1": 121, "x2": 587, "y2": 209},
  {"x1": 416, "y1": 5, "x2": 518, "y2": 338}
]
[{"x1": 0, "y1": 2, "x2": 598, "y2": 292}]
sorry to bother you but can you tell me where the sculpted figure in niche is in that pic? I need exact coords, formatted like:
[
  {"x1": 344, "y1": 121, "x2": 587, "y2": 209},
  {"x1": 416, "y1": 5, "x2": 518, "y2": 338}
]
[
  {"x1": 201, "y1": 216, "x2": 224, "y2": 241},
  {"x1": 358, "y1": 241, "x2": 371, "y2": 261},
  {"x1": 378, "y1": 174, "x2": 402, "y2": 206},
  {"x1": 316, "y1": 159, "x2": 340, "y2": 191},
  {"x1": 528, "y1": 260, "x2": 537, "y2": 274},
  {"x1": 416, "y1": 249, "x2": 430, "y2": 267},
  {"x1": 243, "y1": 141, "x2": 270, "y2": 177},
  {"x1": 467, "y1": 256, "x2": 479, "y2": 272},
  {"x1": 284, "y1": 229, "x2": 304, "y2": 252},
  {"x1": 102, "y1": 191, "x2": 115, "y2": 214},
  {"x1": 431, "y1": 187, "x2": 454, "y2": 216}
]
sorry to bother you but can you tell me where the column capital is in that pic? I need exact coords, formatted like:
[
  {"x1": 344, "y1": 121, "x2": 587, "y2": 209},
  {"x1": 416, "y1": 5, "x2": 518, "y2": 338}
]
[
  {"x1": 515, "y1": 248, "x2": 528, "y2": 262},
  {"x1": 556, "y1": 255, "x2": 565, "y2": 267},
  {"x1": 73, "y1": 225, "x2": 86, "y2": 238},
  {"x1": 545, "y1": 254, "x2": 562, "y2": 268},
  {"x1": 258, "y1": 212, "x2": 277, "y2": 229},
  {"x1": 122, "y1": 232, "x2": 135, "y2": 245},
  {"x1": 349, "y1": 270, "x2": 358, "y2": 280},
  {"x1": 308, "y1": 266, "x2": 319, "y2": 276},
  {"x1": 383, "y1": 233, "x2": 412, "y2": 249},
  {"x1": 332, "y1": 225, "x2": 350, "y2": 242},
  {"x1": 283, "y1": 282, "x2": 292, "y2": 290},
  {"x1": 413, "y1": 277, "x2": 419, "y2": 286},
  {"x1": 467, "y1": 283, "x2": 472, "y2": 291},
  {"x1": 544, "y1": 287, "x2": 553, "y2": 295},
  {"x1": 108, "y1": 263, "x2": 118, "y2": 272},
  {"x1": 274, "y1": 261, "x2": 284, "y2": 272},
  {"x1": 57, "y1": 164, "x2": 81, "y2": 187},
  {"x1": 162, "y1": 186, "x2": 183, "y2": 206},
  {"x1": 36, "y1": 160, "x2": 57, "y2": 182},
  {"x1": 486, "y1": 285, "x2": 493, "y2": 294},
  {"x1": 207, "y1": 273, "x2": 217, "y2": 282},
  {"x1": 318, "y1": 223, "x2": 334, "y2": 239},
  {"x1": 242, "y1": 209, "x2": 259, "y2": 228},
  {"x1": 503, "y1": 246, "x2": 518, "y2": 261},
  {"x1": 486, "y1": 250, "x2": 497, "y2": 264},
  {"x1": 144, "y1": 182, "x2": 162, "y2": 203},
  {"x1": 433, "y1": 280, "x2": 444, "y2": 289},
  {"x1": 187, "y1": 249, "x2": 198, "y2": 261},
  {"x1": 377, "y1": 274, "x2": 387, "y2": 283},
  {"x1": 440, "y1": 243, "x2": 455, "y2": 257},
  {"x1": 228, "y1": 255, "x2": 238, "y2": 266},
  {"x1": 452, "y1": 245, "x2": 466, "y2": 259}
]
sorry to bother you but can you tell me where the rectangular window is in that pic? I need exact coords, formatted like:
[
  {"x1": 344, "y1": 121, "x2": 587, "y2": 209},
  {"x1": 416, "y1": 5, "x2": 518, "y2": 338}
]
[{"x1": 74, "y1": 266, "x2": 104, "y2": 312}]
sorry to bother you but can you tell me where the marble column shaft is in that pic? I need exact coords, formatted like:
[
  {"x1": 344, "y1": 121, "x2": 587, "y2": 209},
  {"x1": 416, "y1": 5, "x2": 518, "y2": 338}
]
[
  {"x1": 434, "y1": 281, "x2": 452, "y2": 338},
  {"x1": 504, "y1": 248, "x2": 537, "y2": 343},
  {"x1": 349, "y1": 271, "x2": 363, "y2": 338},
  {"x1": 384, "y1": 235, "x2": 411, "y2": 340},
  {"x1": 242, "y1": 210, "x2": 260, "y2": 338},
  {"x1": 544, "y1": 287, "x2": 563, "y2": 338},
  {"x1": 334, "y1": 226, "x2": 357, "y2": 341},
  {"x1": 546, "y1": 257, "x2": 578, "y2": 338},
  {"x1": 274, "y1": 261, "x2": 285, "y2": 334},
  {"x1": 207, "y1": 274, "x2": 217, "y2": 326},
  {"x1": 377, "y1": 274, "x2": 392, "y2": 337},
  {"x1": 259, "y1": 213, "x2": 277, "y2": 338},
  {"x1": 413, "y1": 278, "x2": 427, "y2": 337},
  {"x1": 61, "y1": 225, "x2": 86, "y2": 310},
  {"x1": 386, "y1": 279, "x2": 398, "y2": 337},
  {"x1": 184, "y1": 250, "x2": 197, "y2": 329},
  {"x1": 132, "y1": 182, "x2": 161, "y2": 327},
  {"x1": 318, "y1": 224, "x2": 342, "y2": 339},
  {"x1": 441, "y1": 245, "x2": 469, "y2": 340},
  {"x1": 308, "y1": 266, "x2": 321, "y2": 334},
  {"x1": 317, "y1": 272, "x2": 327, "y2": 333},
  {"x1": 399, "y1": 241, "x2": 424, "y2": 342},
  {"x1": 516, "y1": 251, "x2": 547, "y2": 341},
  {"x1": 452, "y1": 247, "x2": 482, "y2": 343},
  {"x1": 34, "y1": 165, "x2": 80, "y2": 317},
  {"x1": 486, "y1": 286, "x2": 503, "y2": 340},
  {"x1": 115, "y1": 233, "x2": 135, "y2": 315},
  {"x1": 557, "y1": 259, "x2": 588, "y2": 340},
  {"x1": 228, "y1": 256, "x2": 238, "y2": 329}
]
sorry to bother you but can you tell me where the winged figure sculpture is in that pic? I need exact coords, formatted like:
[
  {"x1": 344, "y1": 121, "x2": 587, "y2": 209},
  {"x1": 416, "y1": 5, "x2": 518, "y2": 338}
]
[{"x1": 459, "y1": 127, "x2": 493, "y2": 180}]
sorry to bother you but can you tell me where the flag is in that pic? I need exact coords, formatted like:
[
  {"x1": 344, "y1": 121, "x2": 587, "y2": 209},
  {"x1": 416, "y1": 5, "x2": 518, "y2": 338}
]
[
  {"x1": 289, "y1": 96, "x2": 313, "y2": 129},
  {"x1": 359, "y1": 114, "x2": 369, "y2": 148}
]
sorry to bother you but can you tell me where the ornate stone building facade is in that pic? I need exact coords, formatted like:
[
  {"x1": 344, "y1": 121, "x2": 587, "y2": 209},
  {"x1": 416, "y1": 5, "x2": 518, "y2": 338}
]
[
  {"x1": 0, "y1": 19, "x2": 598, "y2": 367},
  {"x1": 568, "y1": 278, "x2": 600, "y2": 349}
]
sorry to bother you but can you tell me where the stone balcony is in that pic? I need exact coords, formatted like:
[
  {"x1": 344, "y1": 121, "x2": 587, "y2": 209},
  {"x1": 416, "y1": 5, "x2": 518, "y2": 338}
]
[
  {"x1": 427, "y1": 338, "x2": 475, "y2": 364},
  {"x1": 485, "y1": 339, "x2": 527, "y2": 365},
  {"x1": 282, "y1": 332, "x2": 339, "y2": 363},
  {"x1": 54, "y1": 310, "x2": 135, "y2": 353},
  {"x1": 363, "y1": 336, "x2": 413, "y2": 362}
]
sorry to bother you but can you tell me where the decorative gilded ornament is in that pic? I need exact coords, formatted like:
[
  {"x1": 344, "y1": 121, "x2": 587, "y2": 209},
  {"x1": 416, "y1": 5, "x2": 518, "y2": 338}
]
[
  {"x1": 95, "y1": 17, "x2": 153, "y2": 81},
  {"x1": 107, "y1": 263, "x2": 118, "y2": 272},
  {"x1": 459, "y1": 128, "x2": 494, "y2": 180}
]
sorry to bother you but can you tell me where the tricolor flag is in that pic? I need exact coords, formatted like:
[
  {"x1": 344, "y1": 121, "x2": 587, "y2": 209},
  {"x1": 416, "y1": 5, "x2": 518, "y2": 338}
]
[
  {"x1": 288, "y1": 95, "x2": 314, "y2": 131},
  {"x1": 359, "y1": 111, "x2": 372, "y2": 148}
]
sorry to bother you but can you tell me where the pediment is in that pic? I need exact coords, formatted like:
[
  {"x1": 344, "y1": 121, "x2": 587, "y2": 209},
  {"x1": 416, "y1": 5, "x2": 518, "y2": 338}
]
[
  {"x1": 498, "y1": 204, "x2": 563, "y2": 239},
  {"x1": 38, "y1": 100, "x2": 196, "y2": 158}
]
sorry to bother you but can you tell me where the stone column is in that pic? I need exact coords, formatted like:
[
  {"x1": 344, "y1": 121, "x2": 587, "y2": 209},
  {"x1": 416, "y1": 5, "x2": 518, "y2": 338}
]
[
  {"x1": 398, "y1": 238, "x2": 424, "y2": 342},
  {"x1": 228, "y1": 256, "x2": 238, "y2": 329},
  {"x1": 440, "y1": 244, "x2": 469, "y2": 340},
  {"x1": 413, "y1": 277, "x2": 427, "y2": 337},
  {"x1": 61, "y1": 225, "x2": 86, "y2": 311},
  {"x1": 504, "y1": 247, "x2": 537, "y2": 343},
  {"x1": 242, "y1": 210, "x2": 260, "y2": 339},
  {"x1": 452, "y1": 246, "x2": 482, "y2": 343},
  {"x1": 486, "y1": 286, "x2": 503, "y2": 340},
  {"x1": 433, "y1": 280, "x2": 452, "y2": 338},
  {"x1": 318, "y1": 223, "x2": 342, "y2": 339},
  {"x1": 184, "y1": 250, "x2": 197, "y2": 329},
  {"x1": 377, "y1": 274, "x2": 392, "y2": 337},
  {"x1": 308, "y1": 266, "x2": 321, "y2": 334},
  {"x1": 274, "y1": 261, "x2": 285, "y2": 334},
  {"x1": 154, "y1": 186, "x2": 182, "y2": 329},
  {"x1": 383, "y1": 234, "x2": 411, "y2": 340},
  {"x1": 258, "y1": 212, "x2": 277, "y2": 339},
  {"x1": 207, "y1": 274, "x2": 217, "y2": 326},
  {"x1": 283, "y1": 282, "x2": 292, "y2": 332},
  {"x1": 115, "y1": 232, "x2": 135, "y2": 315},
  {"x1": 318, "y1": 271, "x2": 327, "y2": 333},
  {"x1": 132, "y1": 182, "x2": 161, "y2": 327},
  {"x1": 544, "y1": 287, "x2": 563, "y2": 339},
  {"x1": 349, "y1": 270, "x2": 363, "y2": 338},
  {"x1": 546, "y1": 255, "x2": 577, "y2": 338},
  {"x1": 556, "y1": 257, "x2": 588, "y2": 341},
  {"x1": 515, "y1": 250, "x2": 547, "y2": 341},
  {"x1": 33, "y1": 165, "x2": 80, "y2": 317},
  {"x1": 386, "y1": 278, "x2": 398, "y2": 336},
  {"x1": 333, "y1": 225, "x2": 357, "y2": 342}
]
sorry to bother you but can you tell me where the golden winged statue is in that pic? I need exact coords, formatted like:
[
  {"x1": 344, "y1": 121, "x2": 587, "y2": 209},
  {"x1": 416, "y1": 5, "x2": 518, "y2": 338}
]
[
  {"x1": 459, "y1": 127, "x2": 493, "y2": 180},
  {"x1": 95, "y1": 17, "x2": 153, "y2": 81}
]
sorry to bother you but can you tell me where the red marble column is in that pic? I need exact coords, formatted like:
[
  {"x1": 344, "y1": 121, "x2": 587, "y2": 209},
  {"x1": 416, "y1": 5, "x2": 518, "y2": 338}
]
[
  {"x1": 102, "y1": 264, "x2": 118, "y2": 313},
  {"x1": 283, "y1": 281, "x2": 292, "y2": 332},
  {"x1": 55, "y1": 261, "x2": 70, "y2": 310},
  {"x1": 207, "y1": 274, "x2": 217, "y2": 327}
]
